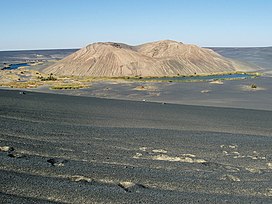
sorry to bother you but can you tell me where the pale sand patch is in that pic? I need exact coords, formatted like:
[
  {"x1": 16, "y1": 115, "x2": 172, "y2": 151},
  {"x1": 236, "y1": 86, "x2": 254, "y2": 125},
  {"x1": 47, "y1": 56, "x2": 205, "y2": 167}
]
[
  {"x1": 139, "y1": 147, "x2": 147, "y2": 151},
  {"x1": 201, "y1": 89, "x2": 211, "y2": 93},
  {"x1": 232, "y1": 151, "x2": 240, "y2": 155},
  {"x1": 210, "y1": 80, "x2": 224, "y2": 84},
  {"x1": 245, "y1": 167, "x2": 262, "y2": 174},
  {"x1": 119, "y1": 181, "x2": 135, "y2": 189},
  {"x1": 152, "y1": 149, "x2": 168, "y2": 153},
  {"x1": 46, "y1": 196, "x2": 63, "y2": 203},
  {"x1": 101, "y1": 80, "x2": 133, "y2": 84},
  {"x1": 151, "y1": 154, "x2": 206, "y2": 163},
  {"x1": 180, "y1": 154, "x2": 196, "y2": 158},
  {"x1": 264, "y1": 189, "x2": 272, "y2": 197},
  {"x1": 233, "y1": 155, "x2": 246, "y2": 159},
  {"x1": 224, "y1": 166, "x2": 240, "y2": 172},
  {"x1": 134, "y1": 85, "x2": 158, "y2": 91},
  {"x1": 133, "y1": 153, "x2": 143, "y2": 159},
  {"x1": 229, "y1": 145, "x2": 238, "y2": 149},
  {"x1": 220, "y1": 174, "x2": 241, "y2": 182},
  {"x1": 98, "y1": 178, "x2": 115, "y2": 184},
  {"x1": 224, "y1": 149, "x2": 266, "y2": 160},
  {"x1": 220, "y1": 144, "x2": 238, "y2": 149},
  {"x1": 222, "y1": 151, "x2": 228, "y2": 155},
  {"x1": 247, "y1": 155, "x2": 266, "y2": 160},
  {"x1": 223, "y1": 150, "x2": 240, "y2": 157},
  {"x1": 0, "y1": 146, "x2": 14, "y2": 152},
  {"x1": 70, "y1": 175, "x2": 93, "y2": 182},
  {"x1": 57, "y1": 147, "x2": 74, "y2": 152},
  {"x1": 267, "y1": 163, "x2": 272, "y2": 168},
  {"x1": 118, "y1": 181, "x2": 147, "y2": 192},
  {"x1": 133, "y1": 149, "x2": 205, "y2": 163}
]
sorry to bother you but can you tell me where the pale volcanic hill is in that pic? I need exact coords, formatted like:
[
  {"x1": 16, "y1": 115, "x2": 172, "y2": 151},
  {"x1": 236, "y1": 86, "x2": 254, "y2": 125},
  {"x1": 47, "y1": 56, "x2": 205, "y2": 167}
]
[{"x1": 44, "y1": 40, "x2": 251, "y2": 77}]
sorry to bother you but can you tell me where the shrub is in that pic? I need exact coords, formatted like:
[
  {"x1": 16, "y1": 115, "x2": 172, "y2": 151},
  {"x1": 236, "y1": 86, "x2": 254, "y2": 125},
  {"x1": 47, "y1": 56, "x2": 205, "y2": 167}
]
[
  {"x1": 40, "y1": 73, "x2": 57, "y2": 81},
  {"x1": 51, "y1": 84, "x2": 88, "y2": 90},
  {"x1": 251, "y1": 84, "x2": 257, "y2": 89}
]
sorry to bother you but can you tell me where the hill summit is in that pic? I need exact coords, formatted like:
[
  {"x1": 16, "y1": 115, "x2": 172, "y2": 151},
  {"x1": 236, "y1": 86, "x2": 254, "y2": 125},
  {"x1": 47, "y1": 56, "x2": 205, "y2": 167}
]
[{"x1": 44, "y1": 40, "x2": 247, "y2": 77}]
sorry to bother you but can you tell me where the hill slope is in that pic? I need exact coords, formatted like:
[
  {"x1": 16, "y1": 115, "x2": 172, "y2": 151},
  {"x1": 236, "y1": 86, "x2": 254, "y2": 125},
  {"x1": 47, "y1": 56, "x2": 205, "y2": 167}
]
[{"x1": 44, "y1": 40, "x2": 249, "y2": 77}]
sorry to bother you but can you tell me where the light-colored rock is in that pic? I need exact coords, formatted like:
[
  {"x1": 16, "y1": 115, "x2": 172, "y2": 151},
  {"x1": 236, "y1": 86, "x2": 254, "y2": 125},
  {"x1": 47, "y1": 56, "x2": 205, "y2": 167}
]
[
  {"x1": 220, "y1": 174, "x2": 241, "y2": 182},
  {"x1": 151, "y1": 154, "x2": 206, "y2": 163},
  {"x1": 70, "y1": 175, "x2": 93, "y2": 182},
  {"x1": 152, "y1": 149, "x2": 168, "y2": 153},
  {"x1": 0, "y1": 146, "x2": 14, "y2": 152}
]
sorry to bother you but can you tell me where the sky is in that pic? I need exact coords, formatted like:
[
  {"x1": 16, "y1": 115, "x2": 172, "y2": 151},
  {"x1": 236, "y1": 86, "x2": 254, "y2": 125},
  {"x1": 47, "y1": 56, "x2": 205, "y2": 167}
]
[{"x1": 0, "y1": 0, "x2": 271, "y2": 50}]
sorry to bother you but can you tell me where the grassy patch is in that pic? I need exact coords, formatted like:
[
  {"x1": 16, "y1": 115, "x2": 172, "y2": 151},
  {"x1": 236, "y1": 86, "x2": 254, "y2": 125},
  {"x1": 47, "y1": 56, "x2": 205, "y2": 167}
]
[
  {"x1": 50, "y1": 84, "x2": 89, "y2": 90},
  {"x1": 39, "y1": 73, "x2": 57, "y2": 81},
  {"x1": 0, "y1": 81, "x2": 43, "y2": 88}
]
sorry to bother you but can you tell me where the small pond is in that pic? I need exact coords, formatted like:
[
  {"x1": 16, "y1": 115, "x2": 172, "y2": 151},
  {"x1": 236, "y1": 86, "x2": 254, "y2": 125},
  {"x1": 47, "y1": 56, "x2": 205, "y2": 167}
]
[
  {"x1": 2, "y1": 63, "x2": 30, "y2": 70},
  {"x1": 143, "y1": 73, "x2": 255, "y2": 82}
]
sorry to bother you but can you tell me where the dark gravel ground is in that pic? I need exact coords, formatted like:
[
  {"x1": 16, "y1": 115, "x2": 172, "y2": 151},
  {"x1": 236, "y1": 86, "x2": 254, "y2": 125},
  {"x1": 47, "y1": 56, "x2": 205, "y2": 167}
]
[{"x1": 0, "y1": 89, "x2": 271, "y2": 203}]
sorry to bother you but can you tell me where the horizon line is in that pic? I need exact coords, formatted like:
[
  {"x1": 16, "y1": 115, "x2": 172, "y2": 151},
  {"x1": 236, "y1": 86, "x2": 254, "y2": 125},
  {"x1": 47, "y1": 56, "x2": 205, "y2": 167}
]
[{"x1": 0, "y1": 45, "x2": 271, "y2": 52}]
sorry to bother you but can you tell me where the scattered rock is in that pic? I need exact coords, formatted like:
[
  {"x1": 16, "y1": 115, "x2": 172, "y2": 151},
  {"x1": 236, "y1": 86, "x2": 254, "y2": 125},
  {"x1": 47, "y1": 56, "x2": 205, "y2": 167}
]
[
  {"x1": 220, "y1": 144, "x2": 238, "y2": 149},
  {"x1": 264, "y1": 188, "x2": 272, "y2": 197},
  {"x1": 70, "y1": 175, "x2": 93, "y2": 183},
  {"x1": 151, "y1": 154, "x2": 206, "y2": 163},
  {"x1": 47, "y1": 158, "x2": 68, "y2": 167},
  {"x1": 152, "y1": 149, "x2": 167, "y2": 153},
  {"x1": 0, "y1": 146, "x2": 14, "y2": 152},
  {"x1": 224, "y1": 165, "x2": 240, "y2": 172},
  {"x1": 245, "y1": 167, "x2": 262, "y2": 174},
  {"x1": 229, "y1": 145, "x2": 238, "y2": 149},
  {"x1": 7, "y1": 153, "x2": 26, "y2": 159},
  {"x1": 201, "y1": 162, "x2": 223, "y2": 169},
  {"x1": 118, "y1": 181, "x2": 147, "y2": 192},
  {"x1": 201, "y1": 90, "x2": 210, "y2": 93},
  {"x1": 111, "y1": 43, "x2": 122, "y2": 48},
  {"x1": 180, "y1": 154, "x2": 196, "y2": 158},
  {"x1": 251, "y1": 84, "x2": 257, "y2": 89},
  {"x1": 139, "y1": 147, "x2": 147, "y2": 151},
  {"x1": 220, "y1": 174, "x2": 240, "y2": 182},
  {"x1": 133, "y1": 153, "x2": 143, "y2": 159}
]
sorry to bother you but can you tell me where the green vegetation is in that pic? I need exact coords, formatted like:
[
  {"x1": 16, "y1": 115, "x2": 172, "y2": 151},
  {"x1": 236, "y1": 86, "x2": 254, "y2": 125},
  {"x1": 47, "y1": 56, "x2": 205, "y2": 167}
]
[
  {"x1": 39, "y1": 73, "x2": 57, "y2": 81},
  {"x1": 0, "y1": 81, "x2": 42, "y2": 88},
  {"x1": 51, "y1": 84, "x2": 89, "y2": 90}
]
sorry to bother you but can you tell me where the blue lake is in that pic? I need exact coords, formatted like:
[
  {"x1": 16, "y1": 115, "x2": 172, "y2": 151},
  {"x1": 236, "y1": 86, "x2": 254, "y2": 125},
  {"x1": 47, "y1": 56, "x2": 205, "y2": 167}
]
[
  {"x1": 2, "y1": 63, "x2": 30, "y2": 70},
  {"x1": 143, "y1": 73, "x2": 254, "y2": 82}
]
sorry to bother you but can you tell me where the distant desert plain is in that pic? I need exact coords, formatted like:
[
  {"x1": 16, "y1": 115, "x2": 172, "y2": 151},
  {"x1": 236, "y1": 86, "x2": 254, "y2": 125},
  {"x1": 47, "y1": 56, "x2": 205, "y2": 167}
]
[{"x1": 0, "y1": 40, "x2": 270, "y2": 110}]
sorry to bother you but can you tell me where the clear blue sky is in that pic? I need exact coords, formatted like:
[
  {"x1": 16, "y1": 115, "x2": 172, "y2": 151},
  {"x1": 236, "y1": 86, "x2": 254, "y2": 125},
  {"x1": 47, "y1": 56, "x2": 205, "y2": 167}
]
[{"x1": 0, "y1": 0, "x2": 271, "y2": 50}]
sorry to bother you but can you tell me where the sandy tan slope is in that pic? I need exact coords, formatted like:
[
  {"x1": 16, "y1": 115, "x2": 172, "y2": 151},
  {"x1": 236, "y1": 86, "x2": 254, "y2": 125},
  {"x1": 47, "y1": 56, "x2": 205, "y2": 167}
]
[{"x1": 44, "y1": 40, "x2": 248, "y2": 77}]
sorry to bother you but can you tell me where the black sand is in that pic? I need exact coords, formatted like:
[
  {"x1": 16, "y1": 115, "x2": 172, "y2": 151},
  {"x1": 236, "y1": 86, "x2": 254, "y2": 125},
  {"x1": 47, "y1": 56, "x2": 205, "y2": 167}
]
[{"x1": 0, "y1": 89, "x2": 271, "y2": 203}]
